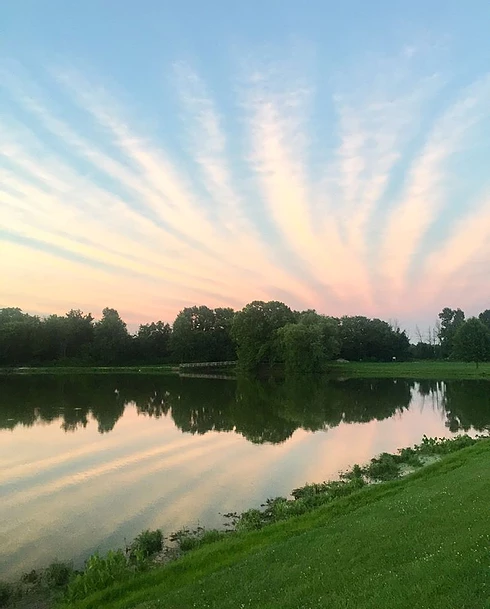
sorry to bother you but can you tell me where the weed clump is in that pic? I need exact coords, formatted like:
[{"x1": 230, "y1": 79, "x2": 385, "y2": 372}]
[
  {"x1": 363, "y1": 452, "x2": 400, "y2": 481},
  {"x1": 170, "y1": 527, "x2": 228, "y2": 552},
  {"x1": 66, "y1": 529, "x2": 164, "y2": 603},
  {"x1": 129, "y1": 529, "x2": 163, "y2": 560},
  {"x1": 20, "y1": 569, "x2": 40, "y2": 585},
  {"x1": 0, "y1": 582, "x2": 14, "y2": 608},
  {"x1": 66, "y1": 550, "x2": 129, "y2": 602},
  {"x1": 416, "y1": 434, "x2": 478, "y2": 455},
  {"x1": 45, "y1": 561, "x2": 74, "y2": 587}
]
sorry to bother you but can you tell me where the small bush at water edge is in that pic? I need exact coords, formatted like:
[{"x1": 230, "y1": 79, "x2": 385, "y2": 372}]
[
  {"x1": 45, "y1": 561, "x2": 74, "y2": 587},
  {"x1": 170, "y1": 527, "x2": 228, "y2": 552},
  {"x1": 0, "y1": 582, "x2": 14, "y2": 608},
  {"x1": 65, "y1": 550, "x2": 130, "y2": 602},
  {"x1": 363, "y1": 453, "x2": 400, "y2": 481},
  {"x1": 129, "y1": 529, "x2": 163, "y2": 560}
]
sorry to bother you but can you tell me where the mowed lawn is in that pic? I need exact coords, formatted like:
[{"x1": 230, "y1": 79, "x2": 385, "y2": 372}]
[
  {"x1": 327, "y1": 360, "x2": 490, "y2": 379},
  {"x1": 70, "y1": 440, "x2": 490, "y2": 609}
]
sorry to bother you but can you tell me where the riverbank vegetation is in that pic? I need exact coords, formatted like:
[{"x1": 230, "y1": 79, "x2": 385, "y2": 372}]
[
  {"x1": 1, "y1": 435, "x2": 488, "y2": 608},
  {"x1": 2, "y1": 303, "x2": 490, "y2": 371}
]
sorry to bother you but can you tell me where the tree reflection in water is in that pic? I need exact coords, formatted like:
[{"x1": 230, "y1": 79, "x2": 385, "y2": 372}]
[{"x1": 0, "y1": 374, "x2": 489, "y2": 443}]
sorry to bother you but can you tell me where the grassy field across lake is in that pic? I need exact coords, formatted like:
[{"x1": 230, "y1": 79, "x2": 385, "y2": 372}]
[
  {"x1": 2, "y1": 360, "x2": 490, "y2": 379},
  {"x1": 327, "y1": 360, "x2": 490, "y2": 379},
  {"x1": 0, "y1": 365, "x2": 179, "y2": 375},
  {"x1": 67, "y1": 438, "x2": 490, "y2": 609}
]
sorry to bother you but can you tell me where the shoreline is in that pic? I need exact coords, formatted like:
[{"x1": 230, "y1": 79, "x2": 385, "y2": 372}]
[
  {"x1": 1, "y1": 361, "x2": 490, "y2": 380},
  {"x1": 2, "y1": 433, "x2": 487, "y2": 608}
]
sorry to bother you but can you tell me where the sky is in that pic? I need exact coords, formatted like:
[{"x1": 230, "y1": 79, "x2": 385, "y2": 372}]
[{"x1": 2, "y1": 0, "x2": 490, "y2": 335}]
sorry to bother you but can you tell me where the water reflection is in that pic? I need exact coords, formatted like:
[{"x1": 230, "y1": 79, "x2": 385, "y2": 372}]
[
  {"x1": 1, "y1": 374, "x2": 489, "y2": 440},
  {"x1": 1, "y1": 373, "x2": 489, "y2": 581}
]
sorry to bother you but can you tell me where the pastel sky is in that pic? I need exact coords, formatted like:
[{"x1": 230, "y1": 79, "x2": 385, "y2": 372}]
[{"x1": 2, "y1": 1, "x2": 490, "y2": 333}]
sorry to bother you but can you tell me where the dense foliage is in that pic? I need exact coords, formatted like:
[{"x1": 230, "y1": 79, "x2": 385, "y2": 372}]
[{"x1": 1, "y1": 302, "x2": 489, "y2": 370}]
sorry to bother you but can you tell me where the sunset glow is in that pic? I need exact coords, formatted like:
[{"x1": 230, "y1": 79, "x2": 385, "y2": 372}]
[{"x1": 2, "y1": 2, "x2": 490, "y2": 330}]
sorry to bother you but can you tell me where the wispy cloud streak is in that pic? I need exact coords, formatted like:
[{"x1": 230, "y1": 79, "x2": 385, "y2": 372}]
[
  {"x1": 2, "y1": 50, "x2": 490, "y2": 325},
  {"x1": 380, "y1": 74, "x2": 490, "y2": 301}
]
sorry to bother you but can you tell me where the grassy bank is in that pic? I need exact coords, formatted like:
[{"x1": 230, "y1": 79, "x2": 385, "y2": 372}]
[
  {"x1": 327, "y1": 360, "x2": 490, "y2": 379},
  {"x1": 61, "y1": 437, "x2": 490, "y2": 609},
  {"x1": 2, "y1": 360, "x2": 490, "y2": 379},
  {"x1": 0, "y1": 365, "x2": 179, "y2": 375}
]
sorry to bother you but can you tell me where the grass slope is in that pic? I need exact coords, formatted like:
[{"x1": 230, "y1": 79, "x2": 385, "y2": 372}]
[
  {"x1": 0, "y1": 366, "x2": 178, "y2": 375},
  {"x1": 328, "y1": 360, "x2": 490, "y2": 379},
  {"x1": 3, "y1": 361, "x2": 489, "y2": 379},
  {"x1": 68, "y1": 439, "x2": 490, "y2": 609}
]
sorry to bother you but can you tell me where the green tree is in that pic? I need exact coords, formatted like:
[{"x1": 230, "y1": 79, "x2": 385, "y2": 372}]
[
  {"x1": 136, "y1": 321, "x2": 172, "y2": 363},
  {"x1": 277, "y1": 312, "x2": 339, "y2": 373},
  {"x1": 42, "y1": 311, "x2": 93, "y2": 362},
  {"x1": 171, "y1": 306, "x2": 235, "y2": 362},
  {"x1": 0, "y1": 308, "x2": 44, "y2": 365},
  {"x1": 172, "y1": 306, "x2": 215, "y2": 362},
  {"x1": 478, "y1": 309, "x2": 490, "y2": 331},
  {"x1": 93, "y1": 308, "x2": 131, "y2": 365},
  {"x1": 452, "y1": 317, "x2": 490, "y2": 367},
  {"x1": 211, "y1": 307, "x2": 236, "y2": 361},
  {"x1": 231, "y1": 301, "x2": 296, "y2": 372},
  {"x1": 64, "y1": 309, "x2": 94, "y2": 359},
  {"x1": 338, "y1": 316, "x2": 410, "y2": 362},
  {"x1": 438, "y1": 307, "x2": 465, "y2": 358},
  {"x1": 410, "y1": 342, "x2": 437, "y2": 360},
  {"x1": 43, "y1": 314, "x2": 70, "y2": 360}
]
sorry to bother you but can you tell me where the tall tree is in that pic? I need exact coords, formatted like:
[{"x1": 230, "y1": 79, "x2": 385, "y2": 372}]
[
  {"x1": 276, "y1": 312, "x2": 339, "y2": 373},
  {"x1": 93, "y1": 308, "x2": 131, "y2": 365},
  {"x1": 452, "y1": 318, "x2": 490, "y2": 367},
  {"x1": 0, "y1": 308, "x2": 44, "y2": 365},
  {"x1": 478, "y1": 309, "x2": 490, "y2": 331},
  {"x1": 136, "y1": 321, "x2": 172, "y2": 363},
  {"x1": 43, "y1": 315, "x2": 70, "y2": 360},
  {"x1": 338, "y1": 316, "x2": 409, "y2": 362},
  {"x1": 438, "y1": 308, "x2": 465, "y2": 358},
  {"x1": 64, "y1": 310, "x2": 94, "y2": 359},
  {"x1": 231, "y1": 301, "x2": 296, "y2": 372},
  {"x1": 210, "y1": 308, "x2": 236, "y2": 361},
  {"x1": 171, "y1": 306, "x2": 235, "y2": 362}
]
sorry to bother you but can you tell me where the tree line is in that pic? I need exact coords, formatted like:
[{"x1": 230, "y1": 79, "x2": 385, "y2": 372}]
[{"x1": 1, "y1": 302, "x2": 489, "y2": 370}]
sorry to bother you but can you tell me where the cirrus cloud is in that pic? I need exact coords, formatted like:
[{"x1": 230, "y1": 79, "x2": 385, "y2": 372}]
[{"x1": 1, "y1": 48, "x2": 490, "y2": 329}]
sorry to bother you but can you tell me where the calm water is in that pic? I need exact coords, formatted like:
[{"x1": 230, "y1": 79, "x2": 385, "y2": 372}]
[{"x1": 1, "y1": 373, "x2": 489, "y2": 580}]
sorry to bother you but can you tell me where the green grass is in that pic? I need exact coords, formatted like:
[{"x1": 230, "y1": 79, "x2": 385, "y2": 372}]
[
  {"x1": 327, "y1": 360, "x2": 490, "y2": 379},
  {"x1": 65, "y1": 438, "x2": 490, "y2": 609},
  {"x1": 3, "y1": 360, "x2": 489, "y2": 379},
  {"x1": 0, "y1": 365, "x2": 178, "y2": 375}
]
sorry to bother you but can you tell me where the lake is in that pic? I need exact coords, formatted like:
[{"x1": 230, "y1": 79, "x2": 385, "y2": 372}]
[{"x1": 1, "y1": 373, "x2": 489, "y2": 580}]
